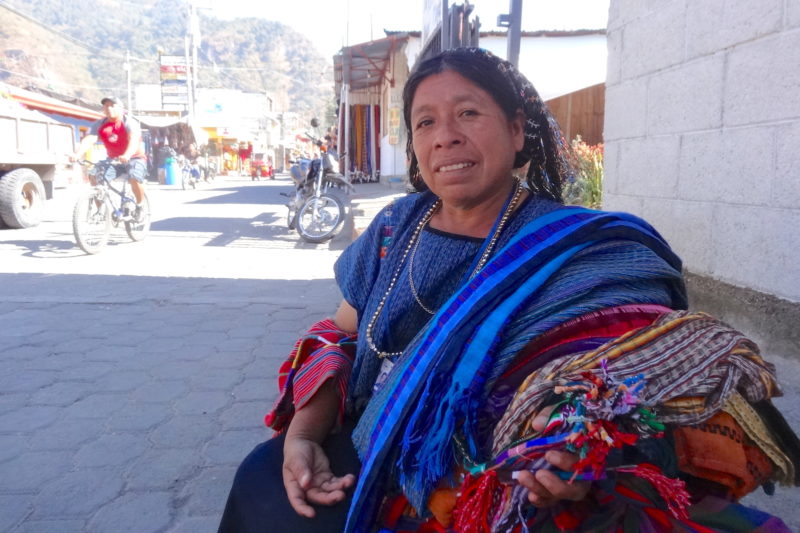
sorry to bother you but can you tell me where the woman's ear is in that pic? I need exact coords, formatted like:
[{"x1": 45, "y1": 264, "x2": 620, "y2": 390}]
[{"x1": 511, "y1": 109, "x2": 526, "y2": 152}]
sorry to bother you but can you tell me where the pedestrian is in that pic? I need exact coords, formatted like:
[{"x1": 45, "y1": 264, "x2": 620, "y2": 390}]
[{"x1": 218, "y1": 48, "x2": 799, "y2": 532}]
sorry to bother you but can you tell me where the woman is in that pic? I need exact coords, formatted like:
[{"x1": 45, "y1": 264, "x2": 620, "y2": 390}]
[{"x1": 220, "y1": 48, "x2": 797, "y2": 532}]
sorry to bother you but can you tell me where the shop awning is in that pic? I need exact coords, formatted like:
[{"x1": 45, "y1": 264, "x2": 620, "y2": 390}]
[
  {"x1": 334, "y1": 34, "x2": 409, "y2": 95},
  {"x1": 136, "y1": 115, "x2": 208, "y2": 146},
  {"x1": 137, "y1": 115, "x2": 187, "y2": 128}
]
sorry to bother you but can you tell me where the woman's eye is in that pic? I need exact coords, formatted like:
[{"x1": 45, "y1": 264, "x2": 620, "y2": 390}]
[
  {"x1": 415, "y1": 119, "x2": 433, "y2": 129},
  {"x1": 460, "y1": 109, "x2": 478, "y2": 117}
]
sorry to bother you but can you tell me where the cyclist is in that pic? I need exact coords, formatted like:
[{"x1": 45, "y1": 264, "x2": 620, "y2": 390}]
[{"x1": 74, "y1": 96, "x2": 148, "y2": 219}]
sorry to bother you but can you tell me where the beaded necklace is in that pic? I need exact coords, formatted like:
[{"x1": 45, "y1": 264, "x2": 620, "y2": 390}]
[{"x1": 366, "y1": 180, "x2": 524, "y2": 358}]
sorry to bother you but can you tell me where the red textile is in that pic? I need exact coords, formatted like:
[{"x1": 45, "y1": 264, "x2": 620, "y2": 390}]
[
  {"x1": 500, "y1": 304, "x2": 671, "y2": 381},
  {"x1": 264, "y1": 319, "x2": 356, "y2": 432}
]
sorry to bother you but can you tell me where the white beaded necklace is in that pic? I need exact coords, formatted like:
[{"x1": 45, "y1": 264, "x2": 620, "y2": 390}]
[{"x1": 366, "y1": 180, "x2": 524, "y2": 358}]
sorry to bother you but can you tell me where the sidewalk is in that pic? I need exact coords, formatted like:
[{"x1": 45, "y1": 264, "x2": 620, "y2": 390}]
[{"x1": 344, "y1": 180, "x2": 408, "y2": 241}]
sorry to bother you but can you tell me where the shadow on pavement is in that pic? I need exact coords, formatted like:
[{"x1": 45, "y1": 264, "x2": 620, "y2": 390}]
[
  {"x1": 0, "y1": 236, "x2": 137, "y2": 259},
  {"x1": 150, "y1": 214, "x2": 342, "y2": 250},
  {"x1": 152, "y1": 213, "x2": 282, "y2": 234},
  {"x1": 187, "y1": 186, "x2": 290, "y2": 206},
  {"x1": 0, "y1": 271, "x2": 342, "y2": 305}
]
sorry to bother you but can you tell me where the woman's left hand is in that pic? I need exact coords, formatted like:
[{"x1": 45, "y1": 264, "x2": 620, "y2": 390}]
[{"x1": 514, "y1": 405, "x2": 591, "y2": 507}]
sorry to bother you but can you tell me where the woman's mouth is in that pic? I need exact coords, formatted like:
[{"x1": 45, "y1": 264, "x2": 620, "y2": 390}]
[{"x1": 437, "y1": 162, "x2": 475, "y2": 173}]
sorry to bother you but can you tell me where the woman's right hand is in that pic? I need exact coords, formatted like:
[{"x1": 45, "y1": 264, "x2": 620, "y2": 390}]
[
  {"x1": 514, "y1": 405, "x2": 590, "y2": 507},
  {"x1": 282, "y1": 436, "x2": 356, "y2": 518},
  {"x1": 281, "y1": 308, "x2": 359, "y2": 518}
]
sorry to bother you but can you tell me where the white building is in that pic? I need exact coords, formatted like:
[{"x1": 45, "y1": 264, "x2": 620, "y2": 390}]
[
  {"x1": 603, "y1": 1, "x2": 799, "y2": 357},
  {"x1": 335, "y1": 29, "x2": 607, "y2": 185}
]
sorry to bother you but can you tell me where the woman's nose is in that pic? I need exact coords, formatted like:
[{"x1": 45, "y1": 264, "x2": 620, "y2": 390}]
[{"x1": 434, "y1": 118, "x2": 463, "y2": 148}]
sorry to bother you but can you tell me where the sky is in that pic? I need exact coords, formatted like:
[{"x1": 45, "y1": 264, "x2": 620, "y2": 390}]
[{"x1": 207, "y1": 0, "x2": 610, "y2": 59}]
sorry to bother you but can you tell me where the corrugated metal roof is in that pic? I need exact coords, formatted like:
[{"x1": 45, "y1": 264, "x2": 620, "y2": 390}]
[{"x1": 334, "y1": 34, "x2": 409, "y2": 95}]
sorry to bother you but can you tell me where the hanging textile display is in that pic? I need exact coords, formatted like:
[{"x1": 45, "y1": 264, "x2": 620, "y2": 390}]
[
  {"x1": 348, "y1": 104, "x2": 381, "y2": 183},
  {"x1": 374, "y1": 105, "x2": 381, "y2": 178},
  {"x1": 338, "y1": 101, "x2": 346, "y2": 174}
]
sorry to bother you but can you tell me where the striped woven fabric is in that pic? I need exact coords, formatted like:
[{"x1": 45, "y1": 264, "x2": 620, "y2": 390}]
[
  {"x1": 344, "y1": 207, "x2": 687, "y2": 531},
  {"x1": 263, "y1": 319, "x2": 357, "y2": 433},
  {"x1": 455, "y1": 311, "x2": 791, "y2": 533},
  {"x1": 493, "y1": 310, "x2": 780, "y2": 453}
]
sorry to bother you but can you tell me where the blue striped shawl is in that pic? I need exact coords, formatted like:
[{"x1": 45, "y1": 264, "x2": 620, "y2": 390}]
[{"x1": 344, "y1": 206, "x2": 687, "y2": 532}]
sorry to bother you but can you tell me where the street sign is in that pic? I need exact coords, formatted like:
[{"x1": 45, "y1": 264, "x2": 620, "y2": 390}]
[{"x1": 159, "y1": 55, "x2": 189, "y2": 110}]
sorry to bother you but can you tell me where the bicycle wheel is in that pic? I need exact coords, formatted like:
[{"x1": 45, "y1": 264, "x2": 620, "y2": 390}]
[
  {"x1": 125, "y1": 195, "x2": 151, "y2": 241},
  {"x1": 72, "y1": 190, "x2": 111, "y2": 254},
  {"x1": 296, "y1": 194, "x2": 345, "y2": 243}
]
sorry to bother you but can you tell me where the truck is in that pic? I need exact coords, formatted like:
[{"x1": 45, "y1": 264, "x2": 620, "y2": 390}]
[{"x1": 0, "y1": 95, "x2": 80, "y2": 228}]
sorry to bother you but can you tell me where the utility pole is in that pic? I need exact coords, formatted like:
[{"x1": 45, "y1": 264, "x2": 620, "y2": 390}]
[
  {"x1": 184, "y1": 1, "x2": 203, "y2": 120},
  {"x1": 191, "y1": 1, "x2": 199, "y2": 121},
  {"x1": 498, "y1": 0, "x2": 523, "y2": 67},
  {"x1": 124, "y1": 49, "x2": 132, "y2": 111},
  {"x1": 184, "y1": 34, "x2": 193, "y2": 119},
  {"x1": 441, "y1": 0, "x2": 450, "y2": 51}
]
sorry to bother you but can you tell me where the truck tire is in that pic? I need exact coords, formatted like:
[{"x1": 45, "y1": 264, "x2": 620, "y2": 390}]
[{"x1": 0, "y1": 168, "x2": 46, "y2": 228}]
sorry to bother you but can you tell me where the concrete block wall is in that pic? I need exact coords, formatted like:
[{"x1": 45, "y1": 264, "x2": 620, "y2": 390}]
[{"x1": 604, "y1": 0, "x2": 800, "y2": 305}]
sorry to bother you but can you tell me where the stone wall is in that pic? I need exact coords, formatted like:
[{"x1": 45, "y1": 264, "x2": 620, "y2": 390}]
[{"x1": 604, "y1": 0, "x2": 800, "y2": 357}]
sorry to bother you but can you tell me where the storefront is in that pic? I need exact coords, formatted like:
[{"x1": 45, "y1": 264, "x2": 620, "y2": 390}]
[{"x1": 334, "y1": 34, "x2": 416, "y2": 185}]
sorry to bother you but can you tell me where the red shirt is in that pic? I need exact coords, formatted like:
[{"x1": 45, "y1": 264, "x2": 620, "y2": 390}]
[{"x1": 92, "y1": 116, "x2": 145, "y2": 159}]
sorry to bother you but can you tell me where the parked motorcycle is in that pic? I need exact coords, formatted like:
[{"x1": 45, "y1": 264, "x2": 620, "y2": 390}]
[
  {"x1": 204, "y1": 157, "x2": 218, "y2": 181},
  {"x1": 284, "y1": 121, "x2": 353, "y2": 243},
  {"x1": 178, "y1": 154, "x2": 207, "y2": 190}
]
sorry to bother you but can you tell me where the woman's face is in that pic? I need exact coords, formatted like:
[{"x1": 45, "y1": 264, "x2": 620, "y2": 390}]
[{"x1": 410, "y1": 70, "x2": 524, "y2": 209}]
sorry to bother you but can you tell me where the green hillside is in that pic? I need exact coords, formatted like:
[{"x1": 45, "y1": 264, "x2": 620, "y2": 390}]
[{"x1": 0, "y1": 0, "x2": 333, "y2": 120}]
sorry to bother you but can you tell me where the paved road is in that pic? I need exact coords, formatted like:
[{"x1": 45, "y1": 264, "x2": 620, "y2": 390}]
[
  {"x1": 0, "y1": 175, "x2": 390, "y2": 533},
  {"x1": 0, "y1": 175, "x2": 797, "y2": 532}
]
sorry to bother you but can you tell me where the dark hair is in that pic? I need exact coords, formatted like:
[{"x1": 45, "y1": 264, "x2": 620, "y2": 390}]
[{"x1": 402, "y1": 48, "x2": 571, "y2": 202}]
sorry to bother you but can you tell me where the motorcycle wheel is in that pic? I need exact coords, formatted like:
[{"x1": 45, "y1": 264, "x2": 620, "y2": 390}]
[
  {"x1": 72, "y1": 190, "x2": 111, "y2": 254},
  {"x1": 296, "y1": 194, "x2": 344, "y2": 243},
  {"x1": 182, "y1": 169, "x2": 195, "y2": 190}
]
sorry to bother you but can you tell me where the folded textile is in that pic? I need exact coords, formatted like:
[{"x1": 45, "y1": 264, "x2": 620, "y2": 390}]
[
  {"x1": 452, "y1": 310, "x2": 794, "y2": 532},
  {"x1": 673, "y1": 410, "x2": 774, "y2": 499},
  {"x1": 493, "y1": 311, "x2": 780, "y2": 454},
  {"x1": 347, "y1": 208, "x2": 687, "y2": 530},
  {"x1": 264, "y1": 318, "x2": 357, "y2": 432},
  {"x1": 723, "y1": 392, "x2": 795, "y2": 486}
]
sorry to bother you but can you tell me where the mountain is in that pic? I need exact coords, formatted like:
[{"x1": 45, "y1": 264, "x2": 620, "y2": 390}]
[{"x1": 0, "y1": 0, "x2": 334, "y2": 123}]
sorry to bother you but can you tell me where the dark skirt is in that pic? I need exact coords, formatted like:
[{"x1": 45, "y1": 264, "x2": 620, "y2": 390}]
[{"x1": 218, "y1": 422, "x2": 361, "y2": 533}]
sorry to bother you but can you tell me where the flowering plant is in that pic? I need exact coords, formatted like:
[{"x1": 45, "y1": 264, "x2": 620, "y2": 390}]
[{"x1": 563, "y1": 136, "x2": 604, "y2": 209}]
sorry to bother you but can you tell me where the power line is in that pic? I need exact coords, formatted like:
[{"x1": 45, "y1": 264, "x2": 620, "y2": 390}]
[
  {"x1": 197, "y1": 65, "x2": 270, "y2": 71},
  {"x1": 0, "y1": 1, "x2": 156, "y2": 64},
  {"x1": 0, "y1": 67, "x2": 124, "y2": 91},
  {"x1": 2, "y1": 1, "x2": 276, "y2": 94},
  {"x1": 197, "y1": 46, "x2": 258, "y2": 88}
]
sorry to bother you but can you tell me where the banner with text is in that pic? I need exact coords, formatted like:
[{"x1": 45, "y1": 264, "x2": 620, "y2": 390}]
[{"x1": 159, "y1": 55, "x2": 189, "y2": 107}]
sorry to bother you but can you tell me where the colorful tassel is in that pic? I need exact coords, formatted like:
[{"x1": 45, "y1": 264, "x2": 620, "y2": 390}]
[
  {"x1": 453, "y1": 471, "x2": 501, "y2": 533},
  {"x1": 619, "y1": 463, "x2": 691, "y2": 521}
]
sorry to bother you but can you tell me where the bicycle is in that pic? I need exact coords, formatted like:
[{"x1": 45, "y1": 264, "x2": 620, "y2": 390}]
[{"x1": 72, "y1": 159, "x2": 151, "y2": 254}]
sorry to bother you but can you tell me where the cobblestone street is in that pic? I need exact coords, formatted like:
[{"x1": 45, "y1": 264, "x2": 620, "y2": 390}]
[
  {"x1": 0, "y1": 176, "x2": 396, "y2": 532},
  {"x1": 0, "y1": 175, "x2": 797, "y2": 532}
]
